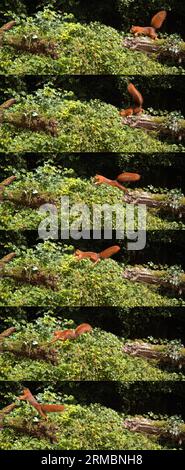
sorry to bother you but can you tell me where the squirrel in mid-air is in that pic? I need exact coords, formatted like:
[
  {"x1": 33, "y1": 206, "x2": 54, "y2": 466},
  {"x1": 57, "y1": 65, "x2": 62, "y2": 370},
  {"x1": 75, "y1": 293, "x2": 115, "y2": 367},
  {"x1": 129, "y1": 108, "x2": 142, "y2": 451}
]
[
  {"x1": 75, "y1": 245, "x2": 120, "y2": 263},
  {"x1": 120, "y1": 83, "x2": 143, "y2": 117},
  {"x1": 130, "y1": 10, "x2": 167, "y2": 40},
  {"x1": 50, "y1": 323, "x2": 93, "y2": 343},
  {"x1": 95, "y1": 172, "x2": 141, "y2": 192},
  {"x1": 18, "y1": 388, "x2": 65, "y2": 419}
]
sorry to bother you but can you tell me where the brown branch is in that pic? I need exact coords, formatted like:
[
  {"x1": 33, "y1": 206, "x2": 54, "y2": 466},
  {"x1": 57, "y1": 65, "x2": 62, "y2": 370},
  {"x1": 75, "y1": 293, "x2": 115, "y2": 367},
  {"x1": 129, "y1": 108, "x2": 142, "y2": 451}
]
[
  {"x1": 0, "y1": 20, "x2": 16, "y2": 35},
  {"x1": 121, "y1": 113, "x2": 185, "y2": 141},
  {"x1": 0, "y1": 175, "x2": 17, "y2": 187},
  {"x1": 0, "y1": 176, "x2": 17, "y2": 201},
  {"x1": 4, "y1": 36, "x2": 59, "y2": 59},
  {"x1": 0, "y1": 403, "x2": 17, "y2": 428},
  {"x1": 123, "y1": 37, "x2": 185, "y2": 64},
  {"x1": 123, "y1": 341, "x2": 185, "y2": 367},
  {"x1": 122, "y1": 190, "x2": 185, "y2": 218},
  {"x1": 0, "y1": 98, "x2": 16, "y2": 111},
  {"x1": 0, "y1": 252, "x2": 16, "y2": 270},
  {"x1": 0, "y1": 326, "x2": 16, "y2": 339}
]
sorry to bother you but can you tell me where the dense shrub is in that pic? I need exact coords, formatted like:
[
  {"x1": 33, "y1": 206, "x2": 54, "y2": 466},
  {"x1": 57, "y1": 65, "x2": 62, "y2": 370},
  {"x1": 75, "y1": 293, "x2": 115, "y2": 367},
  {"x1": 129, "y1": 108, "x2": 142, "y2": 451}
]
[
  {"x1": 0, "y1": 390, "x2": 166, "y2": 450},
  {"x1": 0, "y1": 8, "x2": 183, "y2": 75},
  {"x1": 0, "y1": 315, "x2": 183, "y2": 381},
  {"x1": 0, "y1": 242, "x2": 184, "y2": 307},
  {"x1": 0, "y1": 86, "x2": 184, "y2": 153},
  {"x1": 0, "y1": 164, "x2": 184, "y2": 230}
]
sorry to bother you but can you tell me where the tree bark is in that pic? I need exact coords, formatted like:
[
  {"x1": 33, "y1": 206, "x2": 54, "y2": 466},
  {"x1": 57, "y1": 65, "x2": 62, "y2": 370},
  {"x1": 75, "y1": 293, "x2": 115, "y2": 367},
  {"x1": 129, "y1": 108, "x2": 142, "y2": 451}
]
[
  {"x1": 122, "y1": 190, "x2": 185, "y2": 218},
  {"x1": 123, "y1": 417, "x2": 185, "y2": 444},
  {"x1": 2, "y1": 112, "x2": 58, "y2": 136},
  {"x1": 122, "y1": 267, "x2": 185, "y2": 294},
  {"x1": 3, "y1": 418, "x2": 59, "y2": 443},
  {"x1": 4, "y1": 35, "x2": 59, "y2": 59},
  {"x1": 123, "y1": 341, "x2": 185, "y2": 367},
  {"x1": 121, "y1": 113, "x2": 185, "y2": 142},
  {"x1": 0, "y1": 341, "x2": 59, "y2": 364},
  {"x1": 123, "y1": 37, "x2": 185, "y2": 65},
  {"x1": 2, "y1": 268, "x2": 60, "y2": 290}
]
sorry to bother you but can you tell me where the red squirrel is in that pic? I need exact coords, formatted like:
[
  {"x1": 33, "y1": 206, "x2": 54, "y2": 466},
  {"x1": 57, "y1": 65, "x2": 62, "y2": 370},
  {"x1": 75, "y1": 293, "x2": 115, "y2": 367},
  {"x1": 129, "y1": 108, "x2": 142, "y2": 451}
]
[
  {"x1": 75, "y1": 245, "x2": 120, "y2": 263},
  {"x1": 120, "y1": 83, "x2": 143, "y2": 117},
  {"x1": 130, "y1": 10, "x2": 167, "y2": 40},
  {"x1": 18, "y1": 388, "x2": 65, "y2": 419},
  {"x1": 51, "y1": 323, "x2": 93, "y2": 343},
  {"x1": 94, "y1": 172, "x2": 141, "y2": 192}
]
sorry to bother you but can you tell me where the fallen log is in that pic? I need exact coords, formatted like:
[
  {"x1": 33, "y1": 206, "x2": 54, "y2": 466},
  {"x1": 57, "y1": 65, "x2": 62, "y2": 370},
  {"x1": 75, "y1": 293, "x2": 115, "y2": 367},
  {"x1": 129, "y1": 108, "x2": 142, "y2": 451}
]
[
  {"x1": 123, "y1": 37, "x2": 185, "y2": 64},
  {"x1": 2, "y1": 418, "x2": 59, "y2": 443},
  {"x1": 123, "y1": 417, "x2": 185, "y2": 444},
  {"x1": 2, "y1": 268, "x2": 60, "y2": 290},
  {"x1": 122, "y1": 190, "x2": 185, "y2": 218},
  {"x1": 121, "y1": 113, "x2": 185, "y2": 142},
  {"x1": 1, "y1": 111, "x2": 58, "y2": 136},
  {"x1": 122, "y1": 267, "x2": 185, "y2": 295},
  {"x1": 0, "y1": 341, "x2": 59, "y2": 365},
  {"x1": 123, "y1": 341, "x2": 185, "y2": 367},
  {"x1": 3, "y1": 191, "x2": 56, "y2": 208},
  {"x1": 3, "y1": 35, "x2": 59, "y2": 59}
]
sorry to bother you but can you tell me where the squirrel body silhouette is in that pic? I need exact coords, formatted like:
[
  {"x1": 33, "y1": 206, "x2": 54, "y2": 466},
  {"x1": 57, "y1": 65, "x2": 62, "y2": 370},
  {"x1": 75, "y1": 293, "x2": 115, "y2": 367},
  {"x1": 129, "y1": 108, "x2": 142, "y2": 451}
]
[
  {"x1": 53, "y1": 329, "x2": 76, "y2": 341},
  {"x1": 18, "y1": 388, "x2": 65, "y2": 419},
  {"x1": 120, "y1": 83, "x2": 143, "y2": 117},
  {"x1": 75, "y1": 245, "x2": 120, "y2": 263},
  {"x1": 19, "y1": 388, "x2": 48, "y2": 419},
  {"x1": 130, "y1": 10, "x2": 167, "y2": 40},
  {"x1": 95, "y1": 172, "x2": 140, "y2": 192},
  {"x1": 51, "y1": 323, "x2": 93, "y2": 343}
]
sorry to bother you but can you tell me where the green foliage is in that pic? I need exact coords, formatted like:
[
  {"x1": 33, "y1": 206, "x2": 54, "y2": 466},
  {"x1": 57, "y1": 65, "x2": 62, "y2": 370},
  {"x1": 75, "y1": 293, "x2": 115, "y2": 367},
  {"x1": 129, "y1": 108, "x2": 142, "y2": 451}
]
[
  {"x1": 0, "y1": 242, "x2": 184, "y2": 307},
  {"x1": 0, "y1": 85, "x2": 184, "y2": 152},
  {"x1": 0, "y1": 391, "x2": 165, "y2": 450},
  {"x1": 0, "y1": 7, "x2": 183, "y2": 75},
  {"x1": 0, "y1": 164, "x2": 184, "y2": 230},
  {"x1": 0, "y1": 315, "x2": 183, "y2": 381}
]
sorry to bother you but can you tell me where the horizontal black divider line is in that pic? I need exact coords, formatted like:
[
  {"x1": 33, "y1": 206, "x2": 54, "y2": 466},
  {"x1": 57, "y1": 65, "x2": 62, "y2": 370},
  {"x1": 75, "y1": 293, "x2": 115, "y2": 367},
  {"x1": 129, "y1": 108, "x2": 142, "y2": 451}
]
[
  {"x1": 1, "y1": 152, "x2": 185, "y2": 158},
  {"x1": 0, "y1": 450, "x2": 184, "y2": 465},
  {"x1": 0, "y1": 229, "x2": 185, "y2": 239}
]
